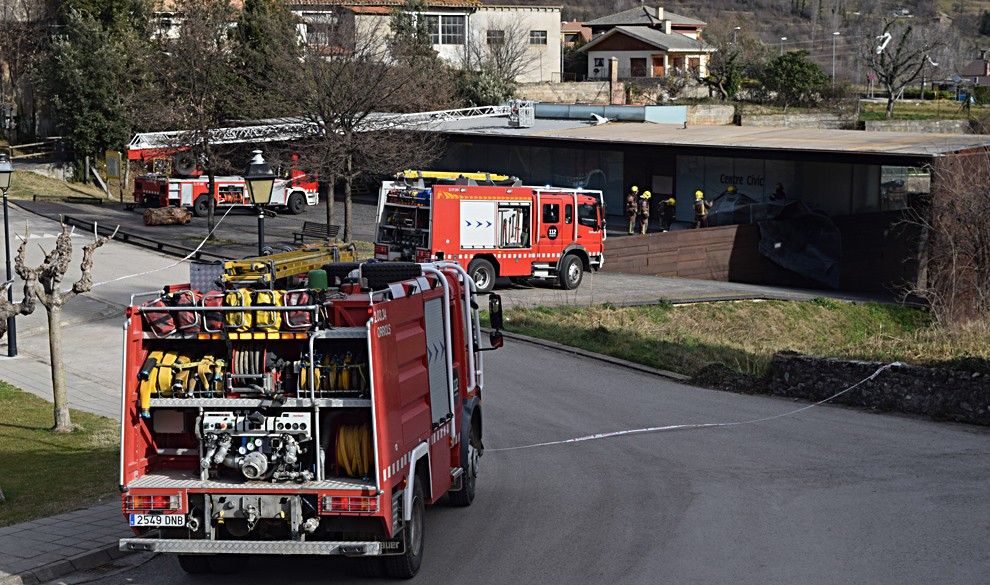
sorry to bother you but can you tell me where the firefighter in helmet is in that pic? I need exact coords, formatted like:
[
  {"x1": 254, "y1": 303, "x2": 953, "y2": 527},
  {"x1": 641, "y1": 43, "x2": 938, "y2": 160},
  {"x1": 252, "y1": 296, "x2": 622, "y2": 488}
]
[
  {"x1": 661, "y1": 197, "x2": 676, "y2": 231},
  {"x1": 625, "y1": 185, "x2": 639, "y2": 234},
  {"x1": 694, "y1": 190, "x2": 712, "y2": 228},
  {"x1": 638, "y1": 190, "x2": 652, "y2": 234}
]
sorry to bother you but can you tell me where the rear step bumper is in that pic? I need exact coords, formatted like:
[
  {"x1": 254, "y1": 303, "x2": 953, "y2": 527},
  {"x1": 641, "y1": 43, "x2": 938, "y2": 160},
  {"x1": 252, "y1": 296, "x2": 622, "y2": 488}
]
[{"x1": 120, "y1": 538, "x2": 385, "y2": 556}]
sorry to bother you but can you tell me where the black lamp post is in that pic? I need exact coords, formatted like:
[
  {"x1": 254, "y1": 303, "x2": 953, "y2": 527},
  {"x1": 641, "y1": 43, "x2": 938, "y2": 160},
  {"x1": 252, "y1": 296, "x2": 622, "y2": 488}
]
[
  {"x1": 243, "y1": 150, "x2": 275, "y2": 257},
  {"x1": 0, "y1": 152, "x2": 15, "y2": 357}
]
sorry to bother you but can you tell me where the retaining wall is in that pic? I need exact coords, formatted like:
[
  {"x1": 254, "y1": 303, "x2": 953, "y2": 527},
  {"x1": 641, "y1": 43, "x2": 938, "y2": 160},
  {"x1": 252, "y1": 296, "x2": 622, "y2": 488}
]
[
  {"x1": 771, "y1": 354, "x2": 990, "y2": 425},
  {"x1": 863, "y1": 119, "x2": 972, "y2": 134},
  {"x1": 516, "y1": 81, "x2": 611, "y2": 104},
  {"x1": 740, "y1": 113, "x2": 857, "y2": 130}
]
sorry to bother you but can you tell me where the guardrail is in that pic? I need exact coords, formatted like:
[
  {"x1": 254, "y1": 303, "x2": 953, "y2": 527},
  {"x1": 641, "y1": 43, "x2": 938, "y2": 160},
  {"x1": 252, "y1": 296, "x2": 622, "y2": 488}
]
[{"x1": 61, "y1": 214, "x2": 228, "y2": 261}]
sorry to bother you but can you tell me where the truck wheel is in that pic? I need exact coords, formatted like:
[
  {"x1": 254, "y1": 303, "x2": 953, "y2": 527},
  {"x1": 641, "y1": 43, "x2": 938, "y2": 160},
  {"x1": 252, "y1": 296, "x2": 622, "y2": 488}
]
[
  {"x1": 448, "y1": 418, "x2": 479, "y2": 507},
  {"x1": 384, "y1": 482, "x2": 424, "y2": 579},
  {"x1": 192, "y1": 195, "x2": 210, "y2": 218},
  {"x1": 177, "y1": 555, "x2": 212, "y2": 574},
  {"x1": 468, "y1": 258, "x2": 496, "y2": 294},
  {"x1": 287, "y1": 192, "x2": 306, "y2": 215},
  {"x1": 558, "y1": 254, "x2": 583, "y2": 290}
]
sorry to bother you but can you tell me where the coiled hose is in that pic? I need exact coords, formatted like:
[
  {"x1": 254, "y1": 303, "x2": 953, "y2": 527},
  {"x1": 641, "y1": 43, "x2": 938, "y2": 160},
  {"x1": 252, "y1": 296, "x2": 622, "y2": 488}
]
[{"x1": 336, "y1": 424, "x2": 373, "y2": 477}]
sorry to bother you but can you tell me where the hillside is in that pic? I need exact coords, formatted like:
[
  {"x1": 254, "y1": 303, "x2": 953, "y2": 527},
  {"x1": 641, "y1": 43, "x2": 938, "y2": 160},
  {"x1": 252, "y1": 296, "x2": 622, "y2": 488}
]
[{"x1": 492, "y1": 0, "x2": 990, "y2": 77}]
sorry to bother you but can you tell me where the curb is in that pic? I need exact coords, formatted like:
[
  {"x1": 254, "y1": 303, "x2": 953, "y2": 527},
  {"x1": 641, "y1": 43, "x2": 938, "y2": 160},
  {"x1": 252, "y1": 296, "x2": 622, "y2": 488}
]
[
  {"x1": 0, "y1": 544, "x2": 131, "y2": 585},
  {"x1": 499, "y1": 329, "x2": 691, "y2": 383}
]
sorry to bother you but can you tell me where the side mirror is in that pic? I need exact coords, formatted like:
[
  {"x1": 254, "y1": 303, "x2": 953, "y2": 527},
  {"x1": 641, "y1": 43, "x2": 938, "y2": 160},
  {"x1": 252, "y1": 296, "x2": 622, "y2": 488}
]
[
  {"x1": 489, "y1": 330, "x2": 504, "y2": 349},
  {"x1": 488, "y1": 294, "x2": 503, "y2": 330}
]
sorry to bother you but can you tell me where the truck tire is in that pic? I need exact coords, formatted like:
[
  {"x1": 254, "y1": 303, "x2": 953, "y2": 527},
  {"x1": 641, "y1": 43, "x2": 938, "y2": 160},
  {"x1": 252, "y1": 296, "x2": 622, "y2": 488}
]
[
  {"x1": 363, "y1": 262, "x2": 423, "y2": 290},
  {"x1": 287, "y1": 192, "x2": 306, "y2": 215},
  {"x1": 468, "y1": 258, "x2": 496, "y2": 294},
  {"x1": 447, "y1": 418, "x2": 479, "y2": 507},
  {"x1": 192, "y1": 195, "x2": 210, "y2": 218},
  {"x1": 558, "y1": 254, "x2": 583, "y2": 290},
  {"x1": 177, "y1": 555, "x2": 212, "y2": 574},
  {"x1": 383, "y1": 481, "x2": 424, "y2": 579}
]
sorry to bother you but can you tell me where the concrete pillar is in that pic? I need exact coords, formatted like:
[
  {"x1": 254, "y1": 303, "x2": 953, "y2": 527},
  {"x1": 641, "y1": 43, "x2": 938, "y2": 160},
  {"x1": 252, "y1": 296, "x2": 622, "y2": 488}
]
[{"x1": 609, "y1": 56, "x2": 624, "y2": 105}]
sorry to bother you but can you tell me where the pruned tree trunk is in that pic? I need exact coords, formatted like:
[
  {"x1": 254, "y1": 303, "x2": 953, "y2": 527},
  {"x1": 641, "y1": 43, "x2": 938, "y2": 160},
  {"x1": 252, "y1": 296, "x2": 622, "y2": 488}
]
[
  {"x1": 343, "y1": 156, "x2": 353, "y2": 243},
  {"x1": 886, "y1": 93, "x2": 896, "y2": 119},
  {"x1": 324, "y1": 174, "x2": 335, "y2": 242},
  {"x1": 0, "y1": 237, "x2": 37, "y2": 339},
  {"x1": 47, "y1": 303, "x2": 71, "y2": 432},
  {"x1": 205, "y1": 142, "x2": 217, "y2": 241}
]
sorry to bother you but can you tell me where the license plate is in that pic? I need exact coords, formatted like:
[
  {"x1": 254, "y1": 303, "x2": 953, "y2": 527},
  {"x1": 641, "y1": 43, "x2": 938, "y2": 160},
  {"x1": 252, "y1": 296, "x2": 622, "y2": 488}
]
[{"x1": 129, "y1": 514, "x2": 186, "y2": 527}]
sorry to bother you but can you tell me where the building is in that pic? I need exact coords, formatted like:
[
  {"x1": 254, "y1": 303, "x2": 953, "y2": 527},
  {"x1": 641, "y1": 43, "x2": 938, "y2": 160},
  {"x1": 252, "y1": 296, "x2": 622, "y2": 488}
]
[
  {"x1": 561, "y1": 21, "x2": 591, "y2": 47},
  {"x1": 579, "y1": 5, "x2": 713, "y2": 80},
  {"x1": 959, "y1": 51, "x2": 990, "y2": 86},
  {"x1": 289, "y1": 1, "x2": 562, "y2": 83}
]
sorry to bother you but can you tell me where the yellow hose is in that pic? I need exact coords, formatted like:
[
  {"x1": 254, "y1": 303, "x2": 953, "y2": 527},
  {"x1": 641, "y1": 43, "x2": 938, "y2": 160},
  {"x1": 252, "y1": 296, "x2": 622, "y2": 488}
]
[{"x1": 336, "y1": 424, "x2": 372, "y2": 477}]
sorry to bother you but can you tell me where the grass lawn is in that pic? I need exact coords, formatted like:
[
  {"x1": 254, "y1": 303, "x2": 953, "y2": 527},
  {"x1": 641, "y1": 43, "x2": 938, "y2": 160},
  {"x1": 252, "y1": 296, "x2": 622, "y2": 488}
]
[
  {"x1": 0, "y1": 381, "x2": 119, "y2": 527},
  {"x1": 7, "y1": 170, "x2": 107, "y2": 201},
  {"x1": 859, "y1": 100, "x2": 987, "y2": 121},
  {"x1": 502, "y1": 300, "x2": 990, "y2": 380}
]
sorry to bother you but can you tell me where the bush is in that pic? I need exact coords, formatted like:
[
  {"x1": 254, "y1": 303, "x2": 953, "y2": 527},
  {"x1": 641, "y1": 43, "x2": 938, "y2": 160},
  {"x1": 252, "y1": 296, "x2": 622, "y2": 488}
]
[
  {"x1": 455, "y1": 70, "x2": 514, "y2": 106},
  {"x1": 759, "y1": 51, "x2": 829, "y2": 109},
  {"x1": 972, "y1": 85, "x2": 990, "y2": 105}
]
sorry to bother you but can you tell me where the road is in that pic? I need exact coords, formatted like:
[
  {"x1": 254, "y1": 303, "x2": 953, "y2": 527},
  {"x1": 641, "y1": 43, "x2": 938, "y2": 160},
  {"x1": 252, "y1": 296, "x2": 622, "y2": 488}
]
[{"x1": 76, "y1": 342, "x2": 989, "y2": 585}]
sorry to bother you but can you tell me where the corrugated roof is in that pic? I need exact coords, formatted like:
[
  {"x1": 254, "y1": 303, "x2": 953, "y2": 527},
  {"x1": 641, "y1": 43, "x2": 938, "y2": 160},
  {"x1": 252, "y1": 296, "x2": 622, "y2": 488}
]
[
  {"x1": 585, "y1": 6, "x2": 705, "y2": 28},
  {"x1": 433, "y1": 118, "x2": 990, "y2": 158},
  {"x1": 580, "y1": 25, "x2": 713, "y2": 53}
]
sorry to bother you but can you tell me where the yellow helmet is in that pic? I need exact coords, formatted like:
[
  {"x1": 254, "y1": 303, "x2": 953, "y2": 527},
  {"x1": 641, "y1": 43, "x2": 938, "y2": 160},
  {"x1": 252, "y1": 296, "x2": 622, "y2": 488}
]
[
  {"x1": 667, "y1": 198, "x2": 676, "y2": 205},
  {"x1": 641, "y1": 191, "x2": 652, "y2": 199},
  {"x1": 695, "y1": 190, "x2": 704, "y2": 200},
  {"x1": 631, "y1": 185, "x2": 639, "y2": 193},
  {"x1": 727, "y1": 185, "x2": 737, "y2": 193}
]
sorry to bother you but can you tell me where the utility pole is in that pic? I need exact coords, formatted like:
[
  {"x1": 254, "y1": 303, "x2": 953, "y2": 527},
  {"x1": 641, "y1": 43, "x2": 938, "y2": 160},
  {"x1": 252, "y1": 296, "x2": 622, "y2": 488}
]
[
  {"x1": 832, "y1": 31, "x2": 841, "y2": 84},
  {"x1": 780, "y1": 36, "x2": 787, "y2": 56}
]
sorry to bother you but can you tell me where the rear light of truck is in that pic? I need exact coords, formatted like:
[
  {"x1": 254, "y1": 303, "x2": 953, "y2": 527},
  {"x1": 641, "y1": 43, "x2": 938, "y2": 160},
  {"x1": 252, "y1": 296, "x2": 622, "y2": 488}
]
[
  {"x1": 374, "y1": 244, "x2": 388, "y2": 258},
  {"x1": 124, "y1": 494, "x2": 181, "y2": 512},
  {"x1": 323, "y1": 495, "x2": 380, "y2": 514},
  {"x1": 415, "y1": 248, "x2": 432, "y2": 263}
]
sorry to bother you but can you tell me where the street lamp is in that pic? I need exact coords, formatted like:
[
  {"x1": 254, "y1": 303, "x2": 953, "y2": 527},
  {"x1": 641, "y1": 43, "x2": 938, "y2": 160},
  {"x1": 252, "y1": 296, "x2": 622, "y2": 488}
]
[
  {"x1": 243, "y1": 150, "x2": 275, "y2": 257},
  {"x1": 0, "y1": 152, "x2": 15, "y2": 357},
  {"x1": 832, "y1": 31, "x2": 841, "y2": 84},
  {"x1": 779, "y1": 36, "x2": 787, "y2": 56},
  {"x1": 733, "y1": 26, "x2": 741, "y2": 45}
]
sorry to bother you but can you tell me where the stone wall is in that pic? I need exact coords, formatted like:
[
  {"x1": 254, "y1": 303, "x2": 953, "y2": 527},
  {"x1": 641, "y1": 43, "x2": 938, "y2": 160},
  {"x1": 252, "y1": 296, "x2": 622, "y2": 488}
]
[
  {"x1": 863, "y1": 119, "x2": 972, "y2": 134},
  {"x1": 687, "y1": 104, "x2": 735, "y2": 125},
  {"x1": 771, "y1": 354, "x2": 990, "y2": 425},
  {"x1": 740, "y1": 113, "x2": 857, "y2": 130},
  {"x1": 516, "y1": 81, "x2": 611, "y2": 104}
]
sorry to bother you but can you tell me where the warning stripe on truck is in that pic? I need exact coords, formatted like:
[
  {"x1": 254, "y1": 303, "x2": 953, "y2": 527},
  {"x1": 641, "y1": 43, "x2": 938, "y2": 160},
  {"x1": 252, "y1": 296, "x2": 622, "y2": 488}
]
[{"x1": 381, "y1": 420, "x2": 457, "y2": 482}]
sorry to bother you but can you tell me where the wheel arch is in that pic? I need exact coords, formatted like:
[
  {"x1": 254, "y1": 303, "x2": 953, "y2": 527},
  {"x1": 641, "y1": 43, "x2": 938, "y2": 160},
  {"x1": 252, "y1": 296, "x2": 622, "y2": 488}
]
[
  {"x1": 469, "y1": 253, "x2": 500, "y2": 276},
  {"x1": 459, "y1": 397, "x2": 482, "y2": 470},
  {"x1": 404, "y1": 442, "x2": 431, "y2": 521},
  {"x1": 560, "y1": 245, "x2": 590, "y2": 271}
]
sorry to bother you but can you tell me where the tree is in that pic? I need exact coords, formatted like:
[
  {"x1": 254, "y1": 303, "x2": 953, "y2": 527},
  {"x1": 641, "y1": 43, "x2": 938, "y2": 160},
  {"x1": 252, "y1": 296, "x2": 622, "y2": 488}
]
[
  {"x1": 230, "y1": 0, "x2": 303, "y2": 118},
  {"x1": 154, "y1": 0, "x2": 240, "y2": 239},
  {"x1": 463, "y1": 17, "x2": 535, "y2": 91},
  {"x1": 0, "y1": 0, "x2": 51, "y2": 142},
  {"x1": 0, "y1": 243, "x2": 36, "y2": 339},
  {"x1": 44, "y1": 5, "x2": 153, "y2": 165},
  {"x1": 289, "y1": 2, "x2": 453, "y2": 241},
  {"x1": 863, "y1": 18, "x2": 943, "y2": 119},
  {"x1": 15, "y1": 225, "x2": 114, "y2": 432},
  {"x1": 760, "y1": 50, "x2": 829, "y2": 109},
  {"x1": 701, "y1": 22, "x2": 767, "y2": 101}
]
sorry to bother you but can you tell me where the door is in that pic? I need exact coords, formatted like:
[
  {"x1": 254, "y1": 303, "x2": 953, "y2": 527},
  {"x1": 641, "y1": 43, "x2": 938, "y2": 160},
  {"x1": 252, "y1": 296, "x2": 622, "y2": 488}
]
[
  {"x1": 536, "y1": 194, "x2": 565, "y2": 261},
  {"x1": 652, "y1": 56, "x2": 665, "y2": 77}
]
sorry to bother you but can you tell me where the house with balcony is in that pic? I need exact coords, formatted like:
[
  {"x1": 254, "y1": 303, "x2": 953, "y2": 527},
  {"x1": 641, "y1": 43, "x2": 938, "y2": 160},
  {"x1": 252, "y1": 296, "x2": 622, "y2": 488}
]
[
  {"x1": 290, "y1": 1, "x2": 562, "y2": 83},
  {"x1": 579, "y1": 5, "x2": 713, "y2": 80}
]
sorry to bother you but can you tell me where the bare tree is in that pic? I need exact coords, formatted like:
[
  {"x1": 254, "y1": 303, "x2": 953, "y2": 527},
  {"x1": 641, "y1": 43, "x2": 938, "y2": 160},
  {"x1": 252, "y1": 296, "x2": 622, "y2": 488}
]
[
  {"x1": 463, "y1": 16, "x2": 536, "y2": 89},
  {"x1": 15, "y1": 225, "x2": 114, "y2": 432},
  {"x1": 289, "y1": 7, "x2": 453, "y2": 241},
  {"x1": 0, "y1": 236, "x2": 35, "y2": 338},
  {"x1": 0, "y1": 0, "x2": 50, "y2": 141},
  {"x1": 909, "y1": 152, "x2": 990, "y2": 326},
  {"x1": 863, "y1": 17, "x2": 943, "y2": 119}
]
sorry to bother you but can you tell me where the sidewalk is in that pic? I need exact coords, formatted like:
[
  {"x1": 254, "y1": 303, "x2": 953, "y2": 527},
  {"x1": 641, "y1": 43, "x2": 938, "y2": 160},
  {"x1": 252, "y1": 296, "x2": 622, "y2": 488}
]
[{"x1": 0, "y1": 503, "x2": 131, "y2": 585}]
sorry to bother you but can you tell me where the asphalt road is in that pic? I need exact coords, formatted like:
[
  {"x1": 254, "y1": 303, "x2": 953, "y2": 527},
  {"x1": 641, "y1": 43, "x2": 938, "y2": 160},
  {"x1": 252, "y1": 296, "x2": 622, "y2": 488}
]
[{"x1": 75, "y1": 342, "x2": 988, "y2": 585}]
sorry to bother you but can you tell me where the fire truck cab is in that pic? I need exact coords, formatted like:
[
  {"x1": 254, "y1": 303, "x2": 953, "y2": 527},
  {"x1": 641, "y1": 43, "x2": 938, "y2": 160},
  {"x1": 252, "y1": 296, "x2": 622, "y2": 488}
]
[{"x1": 376, "y1": 178, "x2": 605, "y2": 292}]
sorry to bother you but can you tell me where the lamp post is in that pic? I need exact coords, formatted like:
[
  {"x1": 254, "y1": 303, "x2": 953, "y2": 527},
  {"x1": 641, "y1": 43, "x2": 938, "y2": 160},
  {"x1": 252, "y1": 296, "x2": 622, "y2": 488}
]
[
  {"x1": 0, "y1": 152, "x2": 15, "y2": 357},
  {"x1": 733, "y1": 26, "x2": 741, "y2": 45},
  {"x1": 243, "y1": 150, "x2": 275, "y2": 258},
  {"x1": 779, "y1": 36, "x2": 787, "y2": 56},
  {"x1": 831, "y1": 31, "x2": 841, "y2": 84}
]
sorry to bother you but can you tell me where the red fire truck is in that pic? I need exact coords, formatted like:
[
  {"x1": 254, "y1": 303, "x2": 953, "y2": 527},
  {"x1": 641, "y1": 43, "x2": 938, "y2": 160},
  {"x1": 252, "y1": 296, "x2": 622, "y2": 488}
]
[
  {"x1": 132, "y1": 168, "x2": 319, "y2": 217},
  {"x1": 375, "y1": 177, "x2": 606, "y2": 292},
  {"x1": 118, "y1": 258, "x2": 502, "y2": 578}
]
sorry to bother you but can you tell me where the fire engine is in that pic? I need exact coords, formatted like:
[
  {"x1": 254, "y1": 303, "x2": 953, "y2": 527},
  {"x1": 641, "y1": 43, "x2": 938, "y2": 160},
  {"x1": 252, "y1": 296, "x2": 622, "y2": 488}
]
[
  {"x1": 118, "y1": 249, "x2": 502, "y2": 578},
  {"x1": 375, "y1": 173, "x2": 606, "y2": 292},
  {"x1": 132, "y1": 167, "x2": 318, "y2": 217}
]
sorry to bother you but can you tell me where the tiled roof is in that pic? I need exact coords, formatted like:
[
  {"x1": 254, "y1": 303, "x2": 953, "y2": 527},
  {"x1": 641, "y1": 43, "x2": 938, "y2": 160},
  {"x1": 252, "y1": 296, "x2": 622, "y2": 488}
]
[
  {"x1": 580, "y1": 25, "x2": 713, "y2": 53},
  {"x1": 585, "y1": 6, "x2": 705, "y2": 28}
]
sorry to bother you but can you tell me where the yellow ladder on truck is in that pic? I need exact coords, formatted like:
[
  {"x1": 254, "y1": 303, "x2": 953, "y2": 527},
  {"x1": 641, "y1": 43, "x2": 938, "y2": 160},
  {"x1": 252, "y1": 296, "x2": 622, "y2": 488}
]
[{"x1": 222, "y1": 245, "x2": 357, "y2": 287}]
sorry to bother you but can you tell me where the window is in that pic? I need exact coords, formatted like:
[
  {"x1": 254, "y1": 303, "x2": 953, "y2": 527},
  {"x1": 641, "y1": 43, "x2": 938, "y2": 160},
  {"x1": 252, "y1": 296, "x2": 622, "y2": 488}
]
[
  {"x1": 304, "y1": 12, "x2": 337, "y2": 47},
  {"x1": 440, "y1": 15, "x2": 465, "y2": 45},
  {"x1": 542, "y1": 203, "x2": 559, "y2": 223},
  {"x1": 423, "y1": 15, "x2": 439, "y2": 44},
  {"x1": 578, "y1": 203, "x2": 600, "y2": 228},
  {"x1": 487, "y1": 29, "x2": 505, "y2": 45},
  {"x1": 529, "y1": 30, "x2": 548, "y2": 45},
  {"x1": 564, "y1": 204, "x2": 573, "y2": 224},
  {"x1": 630, "y1": 57, "x2": 647, "y2": 77},
  {"x1": 594, "y1": 57, "x2": 605, "y2": 67}
]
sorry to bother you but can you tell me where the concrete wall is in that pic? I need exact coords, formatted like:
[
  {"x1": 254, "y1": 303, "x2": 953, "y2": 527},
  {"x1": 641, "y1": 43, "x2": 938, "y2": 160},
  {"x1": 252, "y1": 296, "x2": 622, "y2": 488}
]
[
  {"x1": 771, "y1": 354, "x2": 990, "y2": 426},
  {"x1": 687, "y1": 105, "x2": 734, "y2": 125},
  {"x1": 863, "y1": 119, "x2": 972, "y2": 134},
  {"x1": 740, "y1": 113, "x2": 857, "y2": 130},
  {"x1": 516, "y1": 81, "x2": 611, "y2": 104}
]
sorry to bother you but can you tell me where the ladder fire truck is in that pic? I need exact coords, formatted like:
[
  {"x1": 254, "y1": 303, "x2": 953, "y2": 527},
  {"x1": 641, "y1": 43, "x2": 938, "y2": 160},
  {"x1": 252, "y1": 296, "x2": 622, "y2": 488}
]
[
  {"x1": 118, "y1": 250, "x2": 503, "y2": 579},
  {"x1": 375, "y1": 173, "x2": 606, "y2": 292}
]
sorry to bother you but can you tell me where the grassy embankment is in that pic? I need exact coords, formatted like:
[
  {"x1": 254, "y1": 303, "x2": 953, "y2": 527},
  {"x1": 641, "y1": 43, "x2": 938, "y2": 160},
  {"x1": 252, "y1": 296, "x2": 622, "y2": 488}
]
[
  {"x1": 502, "y1": 299, "x2": 990, "y2": 381},
  {"x1": 7, "y1": 170, "x2": 107, "y2": 201},
  {"x1": 0, "y1": 381, "x2": 118, "y2": 527},
  {"x1": 859, "y1": 100, "x2": 989, "y2": 121}
]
